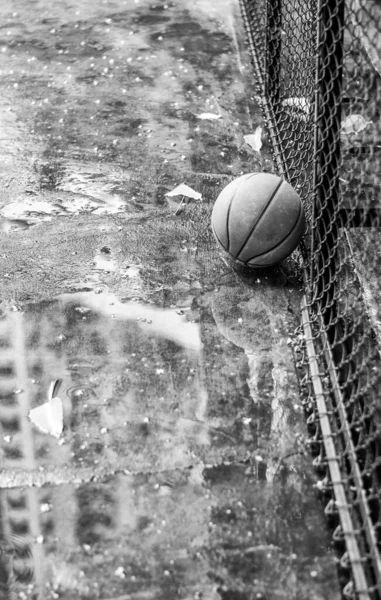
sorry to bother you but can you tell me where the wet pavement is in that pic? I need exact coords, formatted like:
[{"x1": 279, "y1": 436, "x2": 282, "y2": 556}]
[{"x1": 0, "y1": 0, "x2": 341, "y2": 598}]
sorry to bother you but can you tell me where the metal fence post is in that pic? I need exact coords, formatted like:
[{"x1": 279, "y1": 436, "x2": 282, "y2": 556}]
[
  {"x1": 312, "y1": 0, "x2": 345, "y2": 342},
  {"x1": 266, "y1": 0, "x2": 282, "y2": 112}
]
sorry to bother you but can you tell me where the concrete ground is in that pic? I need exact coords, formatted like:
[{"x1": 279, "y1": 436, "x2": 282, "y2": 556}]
[{"x1": 0, "y1": 0, "x2": 341, "y2": 598}]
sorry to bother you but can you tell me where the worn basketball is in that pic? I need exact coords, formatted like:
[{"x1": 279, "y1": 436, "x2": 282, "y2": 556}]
[{"x1": 211, "y1": 173, "x2": 305, "y2": 269}]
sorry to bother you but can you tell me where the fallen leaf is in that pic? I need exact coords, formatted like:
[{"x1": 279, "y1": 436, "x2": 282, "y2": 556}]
[
  {"x1": 244, "y1": 127, "x2": 263, "y2": 152},
  {"x1": 341, "y1": 114, "x2": 372, "y2": 135},
  {"x1": 196, "y1": 112, "x2": 222, "y2": 120},
  {"x1": 29, "y1": 397, "x2": 63, "y2": 438},
  {"x1": 165, "y1": 183, "x2": 202, "y2": 201},
  {"x1": 29, "y1": 380, "x2": 63, "y2": 438}
]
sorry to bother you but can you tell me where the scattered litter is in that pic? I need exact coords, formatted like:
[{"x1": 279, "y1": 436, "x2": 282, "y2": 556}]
[
  {"x1": 341, "y1": 114, "x2": 372, "y2": 135},
  {"x1": 244, "y1": 126, "x2": 263, "y2": 152},
  {"x1": 165, "y1": 184, "x2": 202, "y2": 201}
]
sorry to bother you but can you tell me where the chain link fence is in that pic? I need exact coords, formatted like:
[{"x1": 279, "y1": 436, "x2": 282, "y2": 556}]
[{"x1": 239, "y1": 0, "x2": 381, "y2": 597}]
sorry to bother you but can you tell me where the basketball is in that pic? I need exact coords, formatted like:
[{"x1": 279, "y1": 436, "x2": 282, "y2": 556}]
[{"x1": 211, "y1": 173, "x2": 305, "y2": 269}]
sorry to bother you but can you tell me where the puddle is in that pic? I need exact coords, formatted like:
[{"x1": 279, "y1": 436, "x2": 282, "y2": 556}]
[
  {"x1": 0, "y1": 280, "x2": 313, "y2": 487},
  {"x1": 1, "y1": 199, "x2": 61, "y2": 223},
  {"x1": 0, "y1": 263, "x2": 340, "y2": 578},
  {"x1": 0, "y1": 294, "x2": 207, "y2": 483},
  {"x1": 0, "y1": 468, "x2": 340, "y2": 600},
  {"x1": 0, "y1": 218, "x2": 31, "y2": 232},
  {"x1": 0, "y1": 162, "x2": 130, "y2": 224},
  {"x1": 56, "y1": 162, "x2": 129, "y2": 215},
  {"x1": 0, "y1": 282, "x2": 339, "y2": 598}
]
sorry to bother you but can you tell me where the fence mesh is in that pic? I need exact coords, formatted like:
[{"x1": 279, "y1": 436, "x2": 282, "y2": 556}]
[{"x1": 239, "y1": 0, "x2": 381, "y2": 598}]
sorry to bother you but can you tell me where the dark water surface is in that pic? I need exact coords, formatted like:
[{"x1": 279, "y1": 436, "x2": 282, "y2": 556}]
[{"x1": 0, "y1": 0, "x2": 340, "y2": 598}]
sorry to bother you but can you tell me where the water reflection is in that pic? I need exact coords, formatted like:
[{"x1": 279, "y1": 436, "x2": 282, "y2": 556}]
[
  {"x1": 59, "y1": 290, "x2": 202, "y2": 351},
  {"x1": 0, "y1": 296, "x2": 206, "y2": 485},
  {"x1": 0, "y1": 468, "x2": 340, "y2": 600},
  {"x1": 0, "y1": 471, "x2": 213, "y2": 599},
  {"x1": 210, "y1": 276, "x2": 302, "y2": 482},
  {"x1": 0, "y1": 281, "x2": 341, "y2": 598}
]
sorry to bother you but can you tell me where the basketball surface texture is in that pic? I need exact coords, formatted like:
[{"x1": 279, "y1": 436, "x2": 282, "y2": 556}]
[{"x1": 211, "y1": 173, "x2": 305, "y2": 268}]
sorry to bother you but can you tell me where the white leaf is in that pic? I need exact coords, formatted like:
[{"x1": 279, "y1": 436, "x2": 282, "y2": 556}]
[
  {"x1": 196, "y1": 112, "x2": 221, "y2": 120},
  {"x1": 282, "y1": 97, "x2": 310, "y2": 114},
  {"x1": 244, "y1": 127, "x2": 263, "y2": 152},
  {"x1": 29, "y1": 396, "x2": 63, "y2": 439},
  {"x1": 341, "y1": 114, "x2": 372, "y2": 135},
  {"x1": 165, "y1": 183, "x2": 202, "y2": 201}
]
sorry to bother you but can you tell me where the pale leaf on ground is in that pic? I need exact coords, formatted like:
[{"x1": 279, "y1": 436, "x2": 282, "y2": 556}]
[
  {"x1": 341, "y1": 114, "x2": 372, "y2": 135},
  {"x1": 244, "y1": 127, "x2": 263, "y2": 152},
  {"x1": 29, "y1": 396, "x2": 63, "y2": 439},
  {"x1": 165, "y1": 183, "x2": 202, "y2": 200}
]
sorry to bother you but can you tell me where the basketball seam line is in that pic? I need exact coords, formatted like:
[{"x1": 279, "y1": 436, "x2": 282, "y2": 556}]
[
  {"x1": 244, "y1": 203, "x2": 303, "y2": 264},
  {"x1": 235, "y1": 178, "x2": 284, "y2": 260},
  {"x1": 227, "y1": 173, "x2": 259, "y2": 254}
]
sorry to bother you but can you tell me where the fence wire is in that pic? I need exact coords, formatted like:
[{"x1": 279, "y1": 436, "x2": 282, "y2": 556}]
[{"x1": 239, "y1": 0, "x2": 381, "y2": 598}]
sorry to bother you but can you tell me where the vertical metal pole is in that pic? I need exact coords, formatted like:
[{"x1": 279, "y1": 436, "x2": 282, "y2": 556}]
[
  {"x1": 239, "y1": 0, "x2": 289, "y2": 178},
  {"x1": 312, "y1": 0, "x2": 345, "y2": 343},
  {"x1": 266, "y1": 0, "x2": 282, "y2": 112}
]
